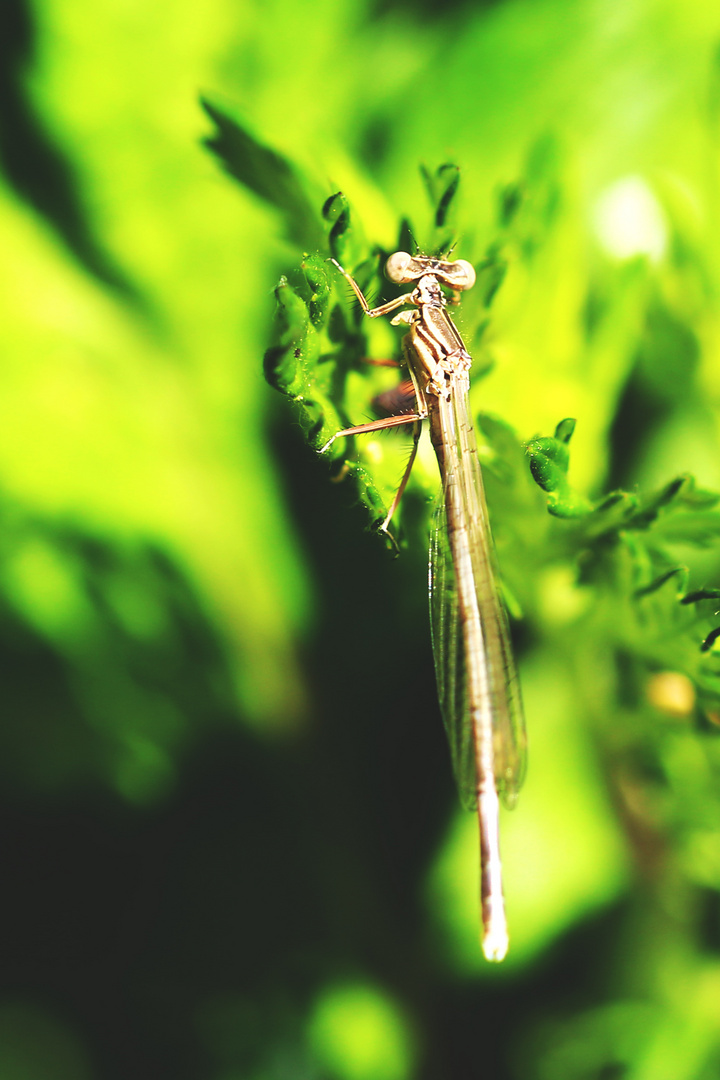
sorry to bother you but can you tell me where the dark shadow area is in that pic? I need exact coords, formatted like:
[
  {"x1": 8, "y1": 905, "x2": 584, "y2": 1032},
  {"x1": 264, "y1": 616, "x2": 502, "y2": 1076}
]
[
  {"x1": 0, "y1": 0, "x2": 146, "y2": 305},
  {"x1": 606, "y1": 299, "x2": 700, "y2": 490}
]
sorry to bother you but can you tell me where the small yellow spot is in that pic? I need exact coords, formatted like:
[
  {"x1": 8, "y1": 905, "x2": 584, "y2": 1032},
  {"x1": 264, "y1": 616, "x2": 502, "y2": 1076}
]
[
  {"x1": 593, "y1": 176, "x2": 667, "y2": 261},
  {"x1": 646, "y1": 672, "x2": 696, "y2": 718},
  {"x1": 365, "y1": 440, "x2": 384, "y2": 465}
]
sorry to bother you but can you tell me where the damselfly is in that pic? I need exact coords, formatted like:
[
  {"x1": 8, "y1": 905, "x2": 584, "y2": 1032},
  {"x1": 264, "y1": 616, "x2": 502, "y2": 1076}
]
[{"x1": 322, "y1": 251, "x2": 526, "y2": 961}]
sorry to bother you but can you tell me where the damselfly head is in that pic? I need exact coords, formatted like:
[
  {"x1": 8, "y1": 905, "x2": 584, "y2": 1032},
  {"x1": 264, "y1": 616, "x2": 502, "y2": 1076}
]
[{"x1": 385, "y1": 251, "x2": 476, "y2": 292}]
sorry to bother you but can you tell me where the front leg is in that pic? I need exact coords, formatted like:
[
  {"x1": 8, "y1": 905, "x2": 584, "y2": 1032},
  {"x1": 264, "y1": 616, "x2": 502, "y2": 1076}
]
[
  {"x1": 321, "y1": 367, "x2": 429, "y2": 537},
  {"x1": 329, "y1": 259, "x2": 415, "y2": 319},
  {"x1": 319, "y1": 410, "x2": 425, "y2": 455}
]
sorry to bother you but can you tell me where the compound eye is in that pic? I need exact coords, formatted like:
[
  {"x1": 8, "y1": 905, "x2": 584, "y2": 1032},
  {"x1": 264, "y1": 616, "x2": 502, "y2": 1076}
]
[
  {"x1": 385, "y1": 251, "x2": 414, "y2": 283},
  {"x1": 452, "y1": 259, "x2": 476, "y2": 290}
]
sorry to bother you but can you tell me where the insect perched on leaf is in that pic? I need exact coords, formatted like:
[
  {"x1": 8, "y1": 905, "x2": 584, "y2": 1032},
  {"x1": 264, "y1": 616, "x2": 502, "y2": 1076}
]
[{"x1": 322, "y1": 250, "x2": 526, "y2": 961}]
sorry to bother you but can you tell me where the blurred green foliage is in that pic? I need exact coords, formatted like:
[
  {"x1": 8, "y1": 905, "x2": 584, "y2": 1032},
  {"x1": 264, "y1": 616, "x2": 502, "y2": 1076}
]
[{"x1": 4, "y1": 0, "x2": 720, "y2": 1077}]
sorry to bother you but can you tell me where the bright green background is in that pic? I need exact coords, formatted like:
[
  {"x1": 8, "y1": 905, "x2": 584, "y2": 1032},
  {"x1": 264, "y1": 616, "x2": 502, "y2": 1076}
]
[{"x1": 3, "y1": 0, "x2": 720, "y2": 1077}]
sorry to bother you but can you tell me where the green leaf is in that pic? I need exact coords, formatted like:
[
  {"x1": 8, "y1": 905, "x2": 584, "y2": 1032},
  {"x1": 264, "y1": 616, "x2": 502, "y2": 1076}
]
[
  {"x1": 201, "y1": 96, "x2": 326, "y2": 249},
  {"x1": 323, "y1": 191, "x2": 365, "y2": 266},
  {"x1": 420, "y1": 162, "x2": 461, "y2": 253},
  {"x1": 527, "y1": 418, "x2": 592, "y2": 518},
  {"x1": 475, "y1": 245, "x2": 509, "y2": 309}
]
